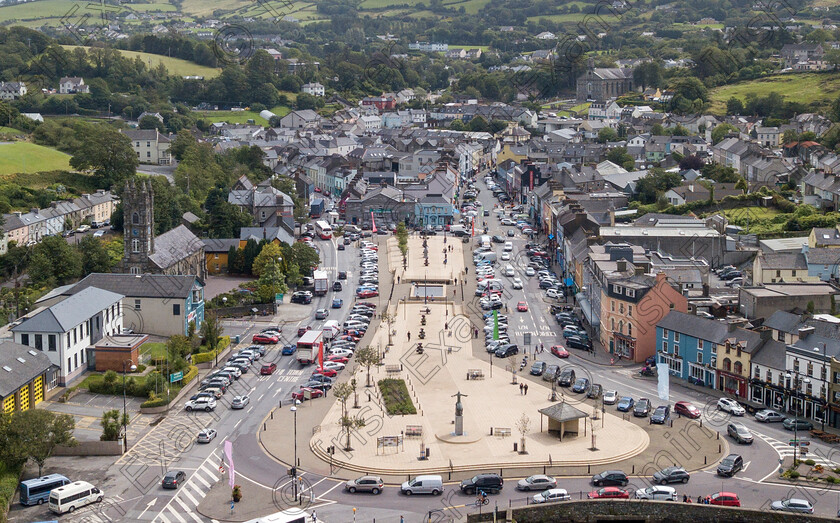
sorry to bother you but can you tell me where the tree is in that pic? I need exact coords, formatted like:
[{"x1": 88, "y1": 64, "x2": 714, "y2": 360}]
[
  {"x1": 635, "y1": 169, "x2": 683, "y2": 204},
  {"x1": 333, "y1": 381, "x2": 364, "y2": 451},
  {"x1": 78, "y1": 235, "x2": 115, "y2": 275},
  {"x1": 15, "y1": 409, "x2": 75, "y2": 476},
  {"x1": 256, "y1": 260, "x2": 288, "y2": 303},
  {"x1": 69, "y1": 124, "x2": 138, "y2": 188},
  {"x1": 355, "y1": 346, "x2": 380, "y2": 387},
  {"x1": 289, "y1": 242, "x2": 320, "y2": 275},
  {"x1": 227, "y1": 246, "x2": 242, "y2": 274},
  {"x1": 606, "y1": 147, "x2": 635, "y2": 171},
  {"x1": 100, "y1": 409, "x2": 127, "y2": 442},
  {"x1": 516, "y1": 413, "x2": 531, "y2": 454},
  {"x1": 679, "y1": 154, "x2": 704, "y2": 171},
  {"x1": 28, "y1": 235, "x2": 82, "y2": 285},
  {"x1": 726, "y1": 97, "x2": 744, "y2": 116},
  {"x1": 200, "y1": 311, "x2": 224, "y2": 360},
  {"x1": 597, "y1": 127, "x2": 618, "y2": 143},
  {"x1": 782, "y1": 129, "x2": 799, "y2": 144},
  {"x1": 252, "y1": 242, "x2": 284, "y2": 277},
  {"x1": 240, "y1": 239, "x2": 261, "y2": 274},
  {"x1": 138, "y1": 115, "x2": 164, "y2": 132},
  {"x1": 711, "y1": 123, "x2": 738, "y2": 144},
  {"x1": 166, "y1": 335, "x2": 191, "y2": 372},
  {"x1": 169, "y1": 129, "x2": 198, "y2": 162}
]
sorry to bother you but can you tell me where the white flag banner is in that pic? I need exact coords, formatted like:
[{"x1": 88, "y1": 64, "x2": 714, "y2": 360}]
[{"x1": 656, "y1": 362, "x2": 669, "y2": 402}]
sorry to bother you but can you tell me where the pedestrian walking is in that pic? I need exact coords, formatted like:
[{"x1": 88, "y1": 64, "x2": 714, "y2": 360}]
[
  {"x1": 524, "y1": 384, "x2": 529, "y2": 395},
  {"x1": 407, "y1": 331, "x2": 411, "y2": 341},
  {"x1": 397, "y1": 276, "x2": 401, "y2": 284},
  {"x1": 519, "y1": 383, "x2": 524, "y2": 394},
  {"x1": 465, "y1": 267, "x2": 469, "y2": 275}
]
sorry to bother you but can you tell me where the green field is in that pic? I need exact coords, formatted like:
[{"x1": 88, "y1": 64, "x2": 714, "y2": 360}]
[
  {"x1": 0, "y1": 142, "x2": 71, "y2": 175},
  {"x1": 130, "y1": 2, "x2": 177, "y2": 11},
  {"x1": 709, "y1": 72, "x2": 840, "y2": 114},
  {"x1": 526, "y1": 12, "x2": 590, "y2": 23},
  {"x1": 61, "y1": 45, "x2": 222, "y2": 79},
  {"x1": 0, "y1": 126, "x2": 23, "y2": 134},
  {"x1": 195, "y1": 105, "x2": 291, "y2": 124}
]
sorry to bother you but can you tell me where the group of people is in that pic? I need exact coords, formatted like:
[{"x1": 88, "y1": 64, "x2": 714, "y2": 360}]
[{"x1": 683, "y1": 494, "x2": 711, "y2": 504}]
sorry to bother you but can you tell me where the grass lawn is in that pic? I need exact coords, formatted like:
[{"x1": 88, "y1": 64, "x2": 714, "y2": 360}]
[
  {"x1": 721, "y1": 206, "x2": 781, "y2": 221},
  {"x1": 377, "y1": 378, "x2": 416, "y2": 415},
  {"x1": 709, "y1": 72, "x2": 840, "y2": 114},
  {"x1": 526, "y1": 12, "x2": 590, "y2": 23},
  {"x1": 441, "y1": 0, "x2": 493, "y2": 14},
  {"x1": 0, "y1": 142, "x2": 70, "y2": 175},
  {"x1": 61, "y1": 45, "x2": 222, "y2": 79},
  {"x1": 141, "y1": 342, "x2": 168, "y2": 361},
  {"x1": 130, "y1": 1, "x2": 177, "y2": 11},
  {"x1": 0, "y1": 126, "x2": 23, "y2": 134},
  {"x1": 569, "y1": 101, "x2": 591, "y2": 114},
  {"x1": 195, "y1": 105, "x2": 290, "y2": 125},
  {"x1": 0, "y1": 0, "x2": 83, "y2": 22},
  {"x1": 448, "y1": 44, "x2": 491, "y2": 52}
]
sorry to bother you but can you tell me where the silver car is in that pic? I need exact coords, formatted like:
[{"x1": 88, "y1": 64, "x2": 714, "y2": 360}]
[
  {"x1": 771, "y1": 498, "x2": 814, "y2": 513},
  {"x1": 345, "y1": 475, "x2": 384, "y2": 494},
  {"x1": 517, "y1": 475, "x2": 557, "y2": 491}
]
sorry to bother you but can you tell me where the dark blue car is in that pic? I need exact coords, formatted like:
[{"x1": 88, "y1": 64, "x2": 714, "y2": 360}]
[{"x1": 616, "y1": 397, "x2": 635, "y2": 412}]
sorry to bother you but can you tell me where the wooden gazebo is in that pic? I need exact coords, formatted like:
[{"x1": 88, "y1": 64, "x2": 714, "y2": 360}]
[{"x1": 539, "y1": 402, "x2": 589, "y2": 441}]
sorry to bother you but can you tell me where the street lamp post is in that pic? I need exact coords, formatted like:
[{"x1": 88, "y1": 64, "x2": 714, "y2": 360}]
[
  {"x1": 291, "y1": 400, "x2": 301, "y2": 500},
  {"x1": 122, "y1": 359, "x2": 137, "y2": 453}
]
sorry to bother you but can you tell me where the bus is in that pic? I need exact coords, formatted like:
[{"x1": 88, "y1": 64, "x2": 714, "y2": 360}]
[
  {"x1": 243, "y1": 508, "x2": 309, "y2": 523},
  {"x1": 315, "y1": 220, "x2": 332, "y2": 240},
  {"x1": 48, "y1": 481, "x2": 103, "y2": 514},
  {"x1": 20, "y1": 474, "x2": 71, "y2": 506}
]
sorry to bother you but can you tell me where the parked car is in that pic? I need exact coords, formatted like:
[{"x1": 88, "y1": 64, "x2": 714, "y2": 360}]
[
  {"x1": 652, "y1": 466, "x2": 690, "y2": 485},
  {"x1": 603, "y1": 390, "x2": 618, "y2": 405},
  {"x1": 565, "y1": 336, "x2": 592, "y2": 351},
  {"x1": 587, "y1": 384, "x2": 603, "y2": 399},
  {"x1": 591, "y1": 471, "x2": 628, "y2": 487},
  {"x1": 588, "y1": 487, "x2": 629, "y2": 499},
  {"x1": 550, "y1": 345, "x2": 569, "y2": 358},
  {"x1": 707, "y1": 492, "x2": 740, "y2": 507},
  {"x1": 650, "y1": 405, "x2": 670, "y2": 424},
  {"x1": 253, "y1": 333, "x2": 279, "y2": 344},
  {"x1": 783, "y1": 418, "x2": 813, "y2": 431},
  {"x1": 292, "y1": 387, "x2": 324, "y2": 401},
  {"x1": 344, "y1": 476, "x2": 384, "y2": 495},
  {"x1": 717, "y1": 454, "x2": 744, "y2": 477},
  {"x1": 516, "y1": 475, "x2": 557, "y2": 491},
  {"x1": 727, "y1": 422, "x2": 753, "y2": 444},
  {"x1": 674, "y1": 401, "x2": 701, "y2": 419},
  {"x1": 161, "y1": 470, "x2": 186, "y2": 489},
  {"x1": 185, "y1": 398, "x2": 216, "y2": 412},
  {"x1": 755, "y1": 409, "x2": 785, "y2": 422},
  {"x1": 633, "y1": 398, "x2": 651, "y2": 417},
  {"x1": 231, "y1": 395, "x2": 250, "y2": 409},
  {"x1": 532, "y1": 488, "x2": 570, "y2": 504},
  {"x1": 635, "y1": 485, "x2": 677, "y2": 501},
  {"x1": 717, "y1": 398, "x2": 745, "y2": 416},
  {"x1": 616, "y1": 397, "x2": 634, "y2": 412},
  {"x1": 530, "y1": 361, "x2": 547, "y2": 376},
  {"x1": 571, "y1": 377, "x2": 590, "y2": 394},
  {"x1": 770, "y1": 498, "x2": 814, "y2": 514}
]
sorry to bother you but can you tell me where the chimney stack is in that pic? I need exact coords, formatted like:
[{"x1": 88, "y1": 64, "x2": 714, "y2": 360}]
[{"x1": 798, "y1": 326, "x2": 815, "y2": 339}]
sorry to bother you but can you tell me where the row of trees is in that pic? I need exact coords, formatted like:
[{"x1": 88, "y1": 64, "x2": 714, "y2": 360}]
[{"x1": 3, "y1": 235, "x2": 121, "y2": 288}]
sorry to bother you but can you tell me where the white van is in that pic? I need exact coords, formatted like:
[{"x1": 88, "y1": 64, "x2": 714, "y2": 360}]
[
  {"x1": 475, "y1": 252, "x2": 497, "y2": 264},
  {"x1": 322, "y1": 320, "x2": 340, "y2": 340},
  {"x1": 401, "y1": 475, "x2": 443, "y2": 495},
  {"x1": 49, "y1": 481, "x2": 103, "y2": 514},
  {"x1": 479, "y1": 235, "x2": 492, "y2": 249}
]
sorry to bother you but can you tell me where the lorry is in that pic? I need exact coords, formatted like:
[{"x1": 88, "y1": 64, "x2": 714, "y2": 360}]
[
  {"x1": 296, "y1": 329, "x2": 323, "y2": 365},
  {"x1": 313, "y1": 270, "x2": 329, "y2": 296},
  {"x1": 310, "y1": 198, "x2": 325, "y2": 218}
]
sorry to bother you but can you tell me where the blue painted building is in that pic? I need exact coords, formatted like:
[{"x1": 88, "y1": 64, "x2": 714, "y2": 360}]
[
  {"x1": 655, "y1": 311, "x2": 729, "y2": 387},
  {"x1": 415, "y1": 195, "x2": 454, "y2": 227}
]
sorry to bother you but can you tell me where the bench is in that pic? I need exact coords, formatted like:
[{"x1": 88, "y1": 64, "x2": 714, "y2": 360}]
[
  {"x1": 386, "y1": 365, "x2": 401, "y2": 374},
  {"x1": 467, "y1": 369, "x2": 485, "y2": 380},
  {"x1": 405, "y1": 425, "x2": 423, "y2": 437},
  {"x1": 823, "y1": 434, "x2": 840, "y2": 444},
  {"x1": 493, "y1": 427, "x2": 511, "y2": 437}
]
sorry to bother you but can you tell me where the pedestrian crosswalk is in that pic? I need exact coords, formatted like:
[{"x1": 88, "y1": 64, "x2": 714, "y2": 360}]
[
  {"x1": 153, "y1": 451, "x2": 221, "y2": 523},
  {"x1": 754, "y1": 432, "x2": 838, "y2": 466}
]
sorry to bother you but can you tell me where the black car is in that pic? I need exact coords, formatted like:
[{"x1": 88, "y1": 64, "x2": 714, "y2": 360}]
[
  {"x1": 291, "y1": 292, "x2": 312, "y2": 304},
  {"x1": 338, "y1": 271, "x2": 347, "y2": 280},
  {"x1": 495, "y1": 344, "x2": 519, "y2": 358},
  {"x1": 557, "y1": 368, "x2": 576, "y2": 387},
  {"x1": 587, "y1": 384, "x2": 603, "y2": 399},
  {"x1": 592, "y1": 470, "x2": 628, "y2": 487},
  {"x1": 566, "y1": 336, "x2": 592, "y2": 351},
  {"x1": 717, "y1": 454, "x2": 743, "y2": 477},
  {"x1": 572, "y1": 377, "x2": 590, "y2": 393},
  {"x1": 650, "y1": 405, "x2": 670, "y2": 424},
  {"x1": 303, "y1": 380, "x2": 332, "y2": 391},
  {"x1": 530, "y1": 361, "x2": 547, "y2": 376},
  {"x1": 162, "y1": 470, "x2": 186, "y2": 489},
  {"x1": 333, "y1": 281, "x2": 343, "y2": 291},
  {"x1": 652, "y1": 466, "x2": 690, "y2": 485},
  {"x1": 634, "y1": 398, "x2": 651, "y2": 417},
  {"x1": 492, "y1": 235, "x2": 505, "y2": 243},
  {"x1": 460, "y1": 473, "x2": 503, "y2": 494}
]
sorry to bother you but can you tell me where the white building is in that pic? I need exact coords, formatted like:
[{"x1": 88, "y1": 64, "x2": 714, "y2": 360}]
[
  {"x1": 59, "y1": 77, "x2": 89, "y2": 94},
  {"x1": 302, "y1": 82, "x2": 325, "y2": 97},
  {"x1": 408, "y1": 42, "x2": 448, "y2": 52},
  {"x1": 360, "y1": 115, "x2": 382, "y2": 132},
  {"x1": 12, "y1": 287, "x2": 124, "y2": 386}
]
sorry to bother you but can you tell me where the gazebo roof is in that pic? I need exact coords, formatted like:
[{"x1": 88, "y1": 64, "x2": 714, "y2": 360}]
[{"x1": 539, "y1": 401, "x2": 589, "y2": 423}]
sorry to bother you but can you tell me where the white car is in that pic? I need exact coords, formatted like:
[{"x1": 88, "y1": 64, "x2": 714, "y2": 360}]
[
  {"x1": 501, "y1": 252, "x2": 511, "y2": 261},
  {"x1": 635, "y1": 485, "x2": 677, "y2": 501},
  {"x1": 603, "y1": 390, "x2": 618, "y2": 405},
  {"x1": 504, "y1": 265, "x2": 515, "y2": 277},
  {"x1": 717, "y1": 398, "x2": 745, "y2": 416},
  {"x1": 185, "y1": 398, "x2": 217, "y2": 412},
  {"x1": 512, "y1": 277, "x2": 523, "y2": 289},
  {"x1": 525, "y1": 267, "x2": 536, "y2": 276},
  {"x1": 322, "y1": 361, "x2": 346, "y2": 371},
  {"x1": 546, "y1": 288, "x2": 563, "y2": 299},
  {"x1": 532, "y1": 488, "x2": 570, "y2": 504},
  {"x1": 504, "y1": 242, "x2": 513, "y2": 252},
  {"x1": 329, "y1": 349, "x2": 354, "y2": 358}
]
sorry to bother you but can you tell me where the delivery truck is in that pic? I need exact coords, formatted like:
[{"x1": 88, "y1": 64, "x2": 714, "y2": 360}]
[
  {"x1": 297, "y1": 329, "x2": 323, "y2": 365},
  {"x1": 313, "y1": 270, "x2": 328, "y2": 296}
]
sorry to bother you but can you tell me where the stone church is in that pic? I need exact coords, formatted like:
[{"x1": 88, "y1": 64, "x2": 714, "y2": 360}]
[
  {"x1": 121, "y1": 179, "x2": 206, "y2": 280},
  {"x1": 576, "y1": 59, "x2": 635, "y2": 102}
]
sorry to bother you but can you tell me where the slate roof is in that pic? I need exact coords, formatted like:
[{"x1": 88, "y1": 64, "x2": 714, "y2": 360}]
[
  {"x1": 657, "y1": 311, "x2": 731, "y2": 343},
  {"x1": 12, "y1": 287, "x2": 123, "y2": 333},
  {"x1": 203, "y1": 238, "x2": 241, "y2": 253},
  {"x1": 750, "y1": 339, "x2": 787, "y2": 370},
  {"x1": 148, "y1": 225, "x2": 205, "y2": 271},
  {"x1": 591, "y1": 68, "x2": 633, "y2": 80},
  {"x1": 63, "y1": 273, "x2": 200, "y2": 299},
  {"x1": 539, "y1": 401, "x2": 589, "y2": 422},
  {"x1": 763, "y1": 310, "x2": 802, "y2": 334},
  {"x1": 0, "y1": 341, "x2": 54, "y2": 397},
  {"x1": 760, "y1": 253, "x2": 808, "y2": 270},
  {"x1": 805, "y1": 248, "x2": 840, "y2": 265}
]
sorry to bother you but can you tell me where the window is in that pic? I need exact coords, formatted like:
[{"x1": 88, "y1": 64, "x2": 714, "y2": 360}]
[
  {"x1": 73, "y1": 328, "x2": 76, "y2": 344},
  {"x1": 48, "y1": 335, "x2": 56, "y2": 352},
  {"x1": 662, "y1": 341, "x2": 668, "y2": 352},
  {"x1": 67, "y1": 357, "x2": 71, "y2": 371},
  {"x1": 130, "y1": 267, "x2": 140, "y2": 275},
  {"x1": 794, "y1": 359, "x2": 799, "y2": 372},
  {"x1": 627, "y1": 289, "x2": 635, "y2": 298},
  {"x1": 66, "y1": 333, "x2": 70, "y2": 347},
  {"x1": 807, "y1": 362, "x2": 813, "y2": 377},
  {"x1": 613, "y1": 284, "x2": 621, "y2": 294},
  {"x1": 132, "y1": 213, "x2": 139, "y2": 225},
  {"x1": 21, "y1": 333, "x2": 29, "y2": 346},
  {"x1": 822, "y1": 366, "x2": 827, "y2": 381},
  {"x1": 611, "y1": 300, "x2": 615, "y2": 312},
  {"x1": 663, "y1": 329, "x2": 669, "y2": 339},
  {"x1": 214, "y1": 253, "x2": 219, "y2": 259},
  {"x1": 754, "y1": 366, "x2": 760, "y2": 379},
  {"x1": 74, "y1": 353, "x2": 78, "y2": 369},
  {"x1": 765, "y1": 369, "x2": 771, "y2": 382},
  {"x1": 777, "y1": 331, "x2": 784, "y2": 342},
  {"x1": 627, "y1": 324, "x2": 632, "y2": 336},
  {"x1": 134, "y1": 300, "x2": 141, "y2": 311},
  {"x1": 173, "y1": 304, "x2": 181, "y2": 316},
  {"x1": 611, "y1": 318, "x2": 615, "y2": 331},
  {"x1": 734, "y1": 361, "x2": 743, "y2": 375},
  {"x1": 723, "y1": 358, "x2": 732, "y2": 372},
  {"x1": 34, "y1": 335, "x2": 42, "y2": 351},
  {"x1": 697, "y1": 339, "x2": 703, "y2": 351},
  {"x1": 806, "y1": 382, "x2": 813, "y2": 395},
  {"x1": 619, "y1": 303, "x2": 624, "y2": 314},
  {"x1": 628, "y1": 305, "x2": 632, "y2": 316},
  {"x1": 696, "y1": 351, "x2": 703, "y2": 364},
  {"x1": 792, "y1": 270, "x2": 797, "y2": 277},
  {"x1": 674, "y1": 332, "x2": 680, "y2": 342},
  {"x1": 776, "y1": 270, "x2": 781, "y2": 277},
  {"x1": 132, "y1": 239, "x2": 140, "y2": 253}
]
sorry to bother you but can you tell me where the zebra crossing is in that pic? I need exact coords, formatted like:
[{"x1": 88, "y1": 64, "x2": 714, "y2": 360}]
[
  {"x1": 755, "y1": 431, "x2": 839, "y2": 466},
  {"x1": 153, "y1": 450, "x2": 222, "y2": 523}
]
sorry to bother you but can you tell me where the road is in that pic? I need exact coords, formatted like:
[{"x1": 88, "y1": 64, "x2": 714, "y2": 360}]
[{"x1": 14, "y1": 176, "x2": 840, "y2": 522}]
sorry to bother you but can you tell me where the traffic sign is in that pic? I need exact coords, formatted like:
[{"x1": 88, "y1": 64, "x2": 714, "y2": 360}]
[
  {"x1": 169, "y1": 371, "x2": 183, "y2": 383},
  {"x1": 524, "y1": 333, "x2": 532, "y2": 345}
]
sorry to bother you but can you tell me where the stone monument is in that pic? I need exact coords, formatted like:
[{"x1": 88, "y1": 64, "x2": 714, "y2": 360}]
[{"x1": 453, "y1": 391, "x2": 467, "y2": 436}]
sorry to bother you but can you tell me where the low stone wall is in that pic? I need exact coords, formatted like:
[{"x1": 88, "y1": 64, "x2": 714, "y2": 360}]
[
  {"x1": 208, "y1": 303, "x2": 276, "y2": 319},
  {"x1": 53, "y1": 441, "x2": 122, "y2": 456},
  {"x1": 467, "y1": 500, "x2": 834, "y2": 522}
]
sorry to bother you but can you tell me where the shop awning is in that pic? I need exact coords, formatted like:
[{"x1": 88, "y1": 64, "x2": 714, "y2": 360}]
[{"x1": 575, "y1": 292, "x2": 599, "y2": 328}]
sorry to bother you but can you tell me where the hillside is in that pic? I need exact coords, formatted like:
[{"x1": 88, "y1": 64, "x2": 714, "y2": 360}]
[
  {"x1": 60, "y1": 46, "x2": 221, "y2": 79},
  {"x1": 0, "y1": 142, "x2": 71, "y2": 176},
  {"x1": 709, "y1": 72, "x2": 840, "y2": 115}
]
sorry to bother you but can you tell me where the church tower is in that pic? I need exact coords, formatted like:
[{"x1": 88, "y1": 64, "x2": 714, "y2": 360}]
[{"x1": 122, "y1": 179, "x2": 155, "y2": 275}]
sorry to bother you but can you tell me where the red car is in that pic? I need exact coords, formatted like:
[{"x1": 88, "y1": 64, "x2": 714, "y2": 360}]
[
  {"x1": 312, "y1": 367, "x2": 338, "y2": 378},
  {"x1": 517, "y1": 301, "x2": 528, "y2": 312},
  {"x1": 674, "y1": 401, "x2": 702, "y2": 419},
  {"x1": 338, "y1": 334, "x2": 361, "y2": 342},
  {"x1": 297, "y1": 326, "x2": 312, "y2": 337},
  {"x1": 357, "y1": 290, "x2": 379, "y2": 298},
  {"x1": 707, "y1": 492, "x2": 740, "y2": 507},
  {"x1": 260, "y1": 362, "x2": 277, "y2": 375},
  {"x1": 326, "y1": 355, "x2": 349, "y2": 364},
  {"x1": 551, "y1": 345, "x2": 569, "y2": 358},
  {"x1": 253, "y1": 334, "x2": 279, "y2": 344},
  {"x1": 588, "y1": 487, "x2": 629, "y2": 499},
  {"x1": 356, "y1": 302, "x2": 377, "y2": 308},
  {"x1": 292, "y1": 387, "x2": 324, "y2": 401}
]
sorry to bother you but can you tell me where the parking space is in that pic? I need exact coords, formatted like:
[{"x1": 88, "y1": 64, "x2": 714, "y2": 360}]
[{"x1": 116, "y1": 411, "x2": 220, "y2": 467}]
